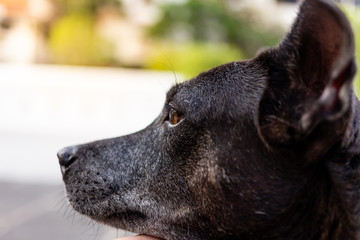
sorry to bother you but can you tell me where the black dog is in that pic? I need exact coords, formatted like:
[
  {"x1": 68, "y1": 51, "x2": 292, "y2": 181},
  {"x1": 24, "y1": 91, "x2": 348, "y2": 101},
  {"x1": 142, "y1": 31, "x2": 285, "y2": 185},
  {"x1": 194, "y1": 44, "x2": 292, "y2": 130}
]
[{"x1": 58, "y1": 0, "x2": 359, "y2": 239}]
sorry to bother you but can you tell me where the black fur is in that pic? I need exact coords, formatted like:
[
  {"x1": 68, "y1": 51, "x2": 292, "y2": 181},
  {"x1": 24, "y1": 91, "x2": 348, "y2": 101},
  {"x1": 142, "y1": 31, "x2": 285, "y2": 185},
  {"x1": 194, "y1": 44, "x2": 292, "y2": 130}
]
[{"x1": 58, "y1": 0, "x2": 360, "y2": 239}]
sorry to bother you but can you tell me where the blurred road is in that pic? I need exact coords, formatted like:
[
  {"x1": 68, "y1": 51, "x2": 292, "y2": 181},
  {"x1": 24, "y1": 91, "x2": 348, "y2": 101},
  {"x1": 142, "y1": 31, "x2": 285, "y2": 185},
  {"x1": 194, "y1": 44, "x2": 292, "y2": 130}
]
[
  {"x1": 0, "y1": 181, "x2": 135, "y2": 240},
  {"x1": 0, "y1": 63, "x2": 179, "y2": 239}
]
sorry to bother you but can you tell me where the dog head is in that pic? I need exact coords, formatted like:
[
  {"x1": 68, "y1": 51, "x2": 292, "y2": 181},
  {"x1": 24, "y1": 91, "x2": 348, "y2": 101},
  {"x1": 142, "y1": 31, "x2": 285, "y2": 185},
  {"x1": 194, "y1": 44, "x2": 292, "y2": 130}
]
[{"x1": 58, "y1": 0, "x2": 358, "y2": 239}]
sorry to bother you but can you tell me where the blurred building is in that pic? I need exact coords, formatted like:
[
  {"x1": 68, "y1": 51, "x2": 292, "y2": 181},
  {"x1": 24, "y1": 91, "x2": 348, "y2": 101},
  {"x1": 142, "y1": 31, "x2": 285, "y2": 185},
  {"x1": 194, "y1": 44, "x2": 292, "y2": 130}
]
[
  {"x1": 0, "y1": 0, "x2": 303, "y2": 66},
  {"x1": 0, "y1": 0, "x2": 357, "y2": 66},
  {"x1": 0, "y1": 0, "x2": 54, "y2": 63},
  {"x1": 0, "y1": 0, "x2": 158, "y2": 66},
  {"x1": 97, "y1": 0, "x2": 159, "y2": 67}
]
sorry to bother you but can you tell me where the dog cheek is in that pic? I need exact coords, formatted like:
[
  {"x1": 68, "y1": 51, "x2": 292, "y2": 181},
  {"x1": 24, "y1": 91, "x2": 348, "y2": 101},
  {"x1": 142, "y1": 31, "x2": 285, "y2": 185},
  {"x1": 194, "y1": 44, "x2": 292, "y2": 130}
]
[{"x1": 186, "y1": 142, "x2": 225, "y2": 216}]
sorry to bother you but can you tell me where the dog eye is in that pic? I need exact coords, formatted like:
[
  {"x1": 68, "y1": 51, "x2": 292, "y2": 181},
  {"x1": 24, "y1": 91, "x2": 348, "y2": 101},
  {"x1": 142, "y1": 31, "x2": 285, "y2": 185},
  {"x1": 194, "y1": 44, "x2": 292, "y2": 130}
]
[{"x1": 169, "y1": 108, "x2": 184, "y2": 125}]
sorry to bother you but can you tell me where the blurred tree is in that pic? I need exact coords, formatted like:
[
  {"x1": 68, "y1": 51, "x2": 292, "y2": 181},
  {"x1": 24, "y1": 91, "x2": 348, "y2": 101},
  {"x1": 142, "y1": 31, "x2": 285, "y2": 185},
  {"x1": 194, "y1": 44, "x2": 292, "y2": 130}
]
[
  {"x1": 145, "y1": 0, "x2": 282, "y2": 78},
  {"x1": 56, "y1": 0, "x2": 122, "y2": 15},
  {"x1": 146, "y1": 41, "x2": 244, "y2": 78},
  {"x1": 342, "y1": 6, "x2": 360, "y2": 96},
  {"x1": 48, "y1": 13, "x2": 114, "y2": 66},
  {"x1": 48, "y1": 0, "x2": 122, "y2": 66},
  {"x1": 149, "y1": 0, "x2": 282, "y2": 58}
]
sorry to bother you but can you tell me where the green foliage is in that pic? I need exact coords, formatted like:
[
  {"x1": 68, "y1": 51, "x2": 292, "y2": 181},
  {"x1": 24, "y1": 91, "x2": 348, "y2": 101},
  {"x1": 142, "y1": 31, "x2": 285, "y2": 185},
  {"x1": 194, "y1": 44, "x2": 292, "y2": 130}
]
[
  {"x1": 342, "y1": 6, "x2": 360, "y2": 96},
  {"x1": 48, "y1": 13, "x2": 114, "y2": 66},
  {"x1": 149, "y1": 0, "x2": 281, "y2": 58},
  {"x1": 146, "y1": 0, "x2": 281, "y2": 78},
  {"x1": 48, "y1": 0, "x2": 121, "y2": 66},
  {"x1": 145, "y1": 42, "x2": 244, "y2": 78},
  {"x1": 56, "y1": 0, "x2": 122, "y2": 14}
]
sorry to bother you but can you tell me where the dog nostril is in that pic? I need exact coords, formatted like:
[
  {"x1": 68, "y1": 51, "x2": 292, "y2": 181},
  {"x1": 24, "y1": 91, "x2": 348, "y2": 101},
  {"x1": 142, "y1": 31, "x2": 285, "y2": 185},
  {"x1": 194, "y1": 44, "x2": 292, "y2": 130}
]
[{"x1": 57, "y1": 146, "x2": 79, "y2": 170}]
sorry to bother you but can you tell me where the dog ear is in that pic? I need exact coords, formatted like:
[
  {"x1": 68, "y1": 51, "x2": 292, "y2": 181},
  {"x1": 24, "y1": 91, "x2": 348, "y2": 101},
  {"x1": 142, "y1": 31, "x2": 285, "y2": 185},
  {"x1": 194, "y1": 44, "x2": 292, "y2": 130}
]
[{"x1": 257, "y1": 0, "x2": 357, "y2": 150}]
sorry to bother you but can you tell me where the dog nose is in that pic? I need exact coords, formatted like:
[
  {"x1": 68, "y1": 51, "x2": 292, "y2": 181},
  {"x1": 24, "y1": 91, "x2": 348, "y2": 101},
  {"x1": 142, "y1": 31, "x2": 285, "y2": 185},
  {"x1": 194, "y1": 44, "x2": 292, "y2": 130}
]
[{"x1": 57, "y1": 146, "x2": 79, "y2": 174}]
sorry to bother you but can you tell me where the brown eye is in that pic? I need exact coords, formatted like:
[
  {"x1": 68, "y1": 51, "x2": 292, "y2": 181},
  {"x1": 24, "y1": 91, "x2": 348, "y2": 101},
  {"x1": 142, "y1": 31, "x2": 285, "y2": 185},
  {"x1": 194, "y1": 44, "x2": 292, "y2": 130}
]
[{"x1": 169, "y1": 108, "x2": 184, "y2": 125}]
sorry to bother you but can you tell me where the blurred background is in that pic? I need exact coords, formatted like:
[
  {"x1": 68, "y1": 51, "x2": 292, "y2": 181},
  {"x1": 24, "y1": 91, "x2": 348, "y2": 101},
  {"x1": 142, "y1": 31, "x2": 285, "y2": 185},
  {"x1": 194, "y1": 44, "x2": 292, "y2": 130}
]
[{"x1": 0, "y1": 0, "x2": 359, "y2": 239}]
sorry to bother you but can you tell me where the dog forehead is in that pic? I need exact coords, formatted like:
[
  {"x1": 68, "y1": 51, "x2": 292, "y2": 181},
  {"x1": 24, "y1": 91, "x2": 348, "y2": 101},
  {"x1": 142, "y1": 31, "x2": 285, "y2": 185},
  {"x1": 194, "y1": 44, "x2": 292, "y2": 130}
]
[{"x1": 167, "y1": 60, "x2": 267, "y2": 120}]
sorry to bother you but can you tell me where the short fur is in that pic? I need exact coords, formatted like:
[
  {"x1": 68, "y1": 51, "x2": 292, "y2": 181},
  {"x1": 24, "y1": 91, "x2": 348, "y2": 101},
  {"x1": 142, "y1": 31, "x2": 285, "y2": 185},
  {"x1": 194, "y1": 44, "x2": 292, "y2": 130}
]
[{"x1": 58, "y1": 0, "x2": 360, "y2": 239}]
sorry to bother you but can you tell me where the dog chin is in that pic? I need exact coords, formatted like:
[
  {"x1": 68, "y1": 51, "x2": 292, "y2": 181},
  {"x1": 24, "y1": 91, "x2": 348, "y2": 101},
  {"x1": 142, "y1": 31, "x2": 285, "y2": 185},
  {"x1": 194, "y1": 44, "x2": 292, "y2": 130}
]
[
  {"x1": 99, "y1": 213, "x2": 168, "y2": 240},
  {"x1": 67, "y1": 195, "x2": 151, "y2": 233},
  {"x1": 101, "y1": 212, "x2": 148, "y2": 230}
]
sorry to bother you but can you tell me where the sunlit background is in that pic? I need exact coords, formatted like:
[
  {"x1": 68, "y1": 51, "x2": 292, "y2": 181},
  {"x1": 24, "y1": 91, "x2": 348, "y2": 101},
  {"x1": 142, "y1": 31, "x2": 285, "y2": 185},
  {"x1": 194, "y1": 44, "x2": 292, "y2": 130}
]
[{"x1": 0, "y1": 0, "x2": 359, "y2": 239}]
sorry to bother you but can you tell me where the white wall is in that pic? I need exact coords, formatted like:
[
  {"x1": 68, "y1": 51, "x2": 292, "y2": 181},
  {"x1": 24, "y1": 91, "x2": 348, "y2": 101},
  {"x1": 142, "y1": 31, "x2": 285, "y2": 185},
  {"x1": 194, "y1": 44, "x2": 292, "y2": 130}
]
[{"x1": 0, "y1": 64, "x2": 177, "y2": 184}]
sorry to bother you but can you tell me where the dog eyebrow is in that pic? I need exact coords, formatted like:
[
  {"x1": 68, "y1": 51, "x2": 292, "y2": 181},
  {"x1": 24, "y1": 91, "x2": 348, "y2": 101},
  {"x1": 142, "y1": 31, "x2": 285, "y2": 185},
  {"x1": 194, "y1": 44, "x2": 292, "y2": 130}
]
[{"x1": 165, "y1": 84, "x2": 181, "y2": 103}]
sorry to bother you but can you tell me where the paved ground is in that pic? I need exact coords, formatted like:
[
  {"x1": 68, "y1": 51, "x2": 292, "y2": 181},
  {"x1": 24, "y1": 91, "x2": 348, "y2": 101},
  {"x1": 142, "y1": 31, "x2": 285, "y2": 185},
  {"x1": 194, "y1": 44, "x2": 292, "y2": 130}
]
[
  {"x1": 0, "y1": 64, "x2": 178, "y2": 240},
  {"x1": 0, "y1": 181, "x2": 135, "y2": 240}
]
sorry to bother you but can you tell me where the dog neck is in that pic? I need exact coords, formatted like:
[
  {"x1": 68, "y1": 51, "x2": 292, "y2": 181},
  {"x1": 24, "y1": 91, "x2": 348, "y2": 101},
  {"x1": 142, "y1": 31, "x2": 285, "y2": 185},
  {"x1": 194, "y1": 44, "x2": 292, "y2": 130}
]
[
  {"x1": 323, "y1": 95, "x2": 360, "y2": 240},
  {"x1": 260, "y1": 96, "x2": 360, "y2": 240}
]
